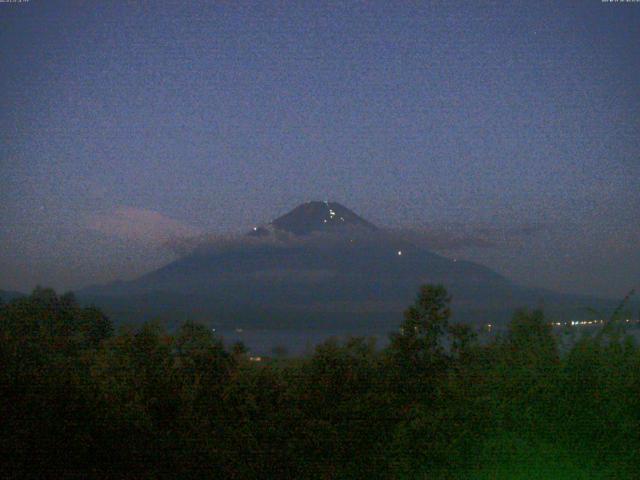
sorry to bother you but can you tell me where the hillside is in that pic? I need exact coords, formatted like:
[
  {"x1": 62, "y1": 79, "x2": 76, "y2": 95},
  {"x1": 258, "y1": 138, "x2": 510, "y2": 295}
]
[{"x1": 78, "y1": 202, "x2": 617, "y2": 330}]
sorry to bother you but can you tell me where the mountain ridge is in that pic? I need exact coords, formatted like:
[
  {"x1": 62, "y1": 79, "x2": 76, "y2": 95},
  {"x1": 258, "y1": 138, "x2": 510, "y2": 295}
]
[
  {"x1": 77, "y1": 202, "x2": 620, "y2": 329},
  {"x1": 249, "y1": 201, "x2": 377, "y2": 237}
]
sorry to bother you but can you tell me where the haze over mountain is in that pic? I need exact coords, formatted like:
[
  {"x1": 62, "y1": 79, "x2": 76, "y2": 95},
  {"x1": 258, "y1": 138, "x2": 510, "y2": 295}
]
[
  {"x1": 78, "y1": 202, "x2": 617, "y2": 332},
  {"x1": 3, "y1": 3, "x2": 639, "y2": 299}
]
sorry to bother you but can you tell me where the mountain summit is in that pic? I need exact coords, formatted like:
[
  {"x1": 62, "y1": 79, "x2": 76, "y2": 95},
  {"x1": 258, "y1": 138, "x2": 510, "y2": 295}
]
[
  {"x1": 78, "y1": 201, "x2": 611, "y2": 335},
  {"x1": 249, "y1": 201, "x2": 377, "y2": 237}
]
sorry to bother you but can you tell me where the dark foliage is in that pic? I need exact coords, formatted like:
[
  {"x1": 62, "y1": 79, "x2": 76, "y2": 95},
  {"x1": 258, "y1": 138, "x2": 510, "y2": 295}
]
[{"x1": 1, "y1": 286, "x2": 638, "y2": 478}]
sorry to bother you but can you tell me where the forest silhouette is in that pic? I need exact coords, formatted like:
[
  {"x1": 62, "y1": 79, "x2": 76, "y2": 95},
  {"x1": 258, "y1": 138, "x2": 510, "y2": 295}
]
[{"x1": 1, "y1": 286, "x2": 638, "y2": 479}]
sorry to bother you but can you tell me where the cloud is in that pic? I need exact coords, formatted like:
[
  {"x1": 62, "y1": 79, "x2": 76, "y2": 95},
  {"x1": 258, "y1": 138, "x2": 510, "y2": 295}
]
[
  {"x1": 163, "y1": 228, "x2": 328, "y2": 256},
  {"x1": 385, "y1": 222, "x2": 549, "y2": 252},
  {"x1": 162, "y1": 221, "x2": 549, "y2": 258},
  {"x1": 390, "y1": 228, "x2": 495, "y2": 251},
  {"x1": 87, "y1": 207, "x2": 203, "y2": 246}
]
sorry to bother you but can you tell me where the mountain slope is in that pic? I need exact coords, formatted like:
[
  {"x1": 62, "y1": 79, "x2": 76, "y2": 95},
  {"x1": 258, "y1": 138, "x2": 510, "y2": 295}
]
[{"x1": 78, "y1": 202, "x2": 617, "y2": 329}]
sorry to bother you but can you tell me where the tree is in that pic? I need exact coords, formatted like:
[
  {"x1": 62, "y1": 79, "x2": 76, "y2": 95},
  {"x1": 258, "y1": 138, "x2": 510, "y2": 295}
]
[
  {"x1": 231, "y1": 340, "x2": 248, "y2": 357},
  {"x1": 272, "y1": 345, "x2": 288, "y2": 358},
  {"x1": 449, "y1": 322, "x2": 477, "y2": 359},
  {"x1": 489, "y1": 309, "x2": 559, "y2": 434},
  {"x1": 83, "y1": 306, "x2": 114, "y2": 347},
  {"x1": 0, "y1": 288, "x2": 114, "y2": 477},
  {"x1": 290, "y1": 336, "x2": 392, "y2": 478},
  {"x1": 388, "y1": 284, "x2": 452, "y2": 375},
  {"x1": 173, "y1": 321, "x2": 233, "y2": 411}
]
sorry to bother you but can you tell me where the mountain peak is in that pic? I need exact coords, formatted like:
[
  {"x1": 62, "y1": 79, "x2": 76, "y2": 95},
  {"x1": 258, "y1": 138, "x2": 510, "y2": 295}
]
[{"x1": 249, "y1": 201, "x2": 377, "y2": 236}]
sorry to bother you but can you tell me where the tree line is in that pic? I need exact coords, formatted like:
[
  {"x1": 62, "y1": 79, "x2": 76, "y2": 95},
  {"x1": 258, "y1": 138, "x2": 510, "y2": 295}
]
[{"x1": 1, "y1": 286, "x2": 639, "y2": 478}]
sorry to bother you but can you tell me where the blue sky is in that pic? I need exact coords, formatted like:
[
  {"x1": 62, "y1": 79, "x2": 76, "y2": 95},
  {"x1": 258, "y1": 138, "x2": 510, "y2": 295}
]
[{"x1": 1, "y1": 1, "x2": 638, "y2": 297}]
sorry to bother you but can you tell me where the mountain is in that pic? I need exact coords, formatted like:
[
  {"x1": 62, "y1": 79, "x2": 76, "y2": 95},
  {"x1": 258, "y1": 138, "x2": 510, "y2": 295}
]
[
  {"x1": 78, "y1": 202, "x2": 617, "y2": 331},
  {"x1": 249, "y1": 201, "x2": 377, "y2": 237}
]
